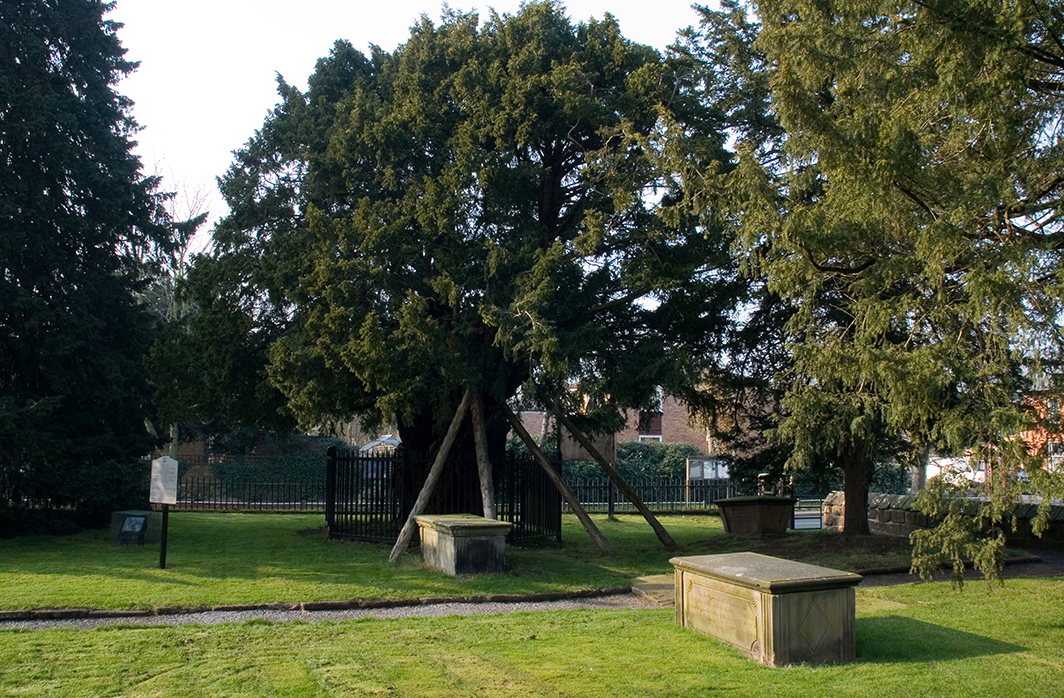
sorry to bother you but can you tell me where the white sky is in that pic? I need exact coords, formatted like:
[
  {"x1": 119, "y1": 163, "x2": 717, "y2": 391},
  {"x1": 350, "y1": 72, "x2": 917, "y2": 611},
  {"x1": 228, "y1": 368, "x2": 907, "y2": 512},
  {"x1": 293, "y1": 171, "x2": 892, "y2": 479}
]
[{"x1": 107, "y1": 1, "x2": 703, "y2": 242}]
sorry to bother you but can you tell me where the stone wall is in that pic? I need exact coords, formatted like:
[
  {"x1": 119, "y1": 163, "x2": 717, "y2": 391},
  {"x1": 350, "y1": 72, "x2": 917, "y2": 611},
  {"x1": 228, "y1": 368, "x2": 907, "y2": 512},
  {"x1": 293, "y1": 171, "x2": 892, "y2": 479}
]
[
  {"x1": 821, "y1": 491, "x2": 1064, "y2": 549},
  {"x1": 821, "y1": 491, "x2": 845, "y2": 533},
  {"x1": 866, "y1": 494, "x2": 930, "y2": 537},
  {"x1": 1002, "y1": 502, "x2": 1064, "y2": 549}
]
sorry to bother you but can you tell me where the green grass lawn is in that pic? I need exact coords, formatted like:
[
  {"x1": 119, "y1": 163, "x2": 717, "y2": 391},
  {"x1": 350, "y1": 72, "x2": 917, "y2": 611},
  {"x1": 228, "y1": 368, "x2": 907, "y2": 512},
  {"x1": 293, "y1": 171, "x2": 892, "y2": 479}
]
[
  {"x1": 1, "y1": 578, "x2": 1062, "y2": 697},
  {"x1": 0, "y1": 512, "x2": 914, "y2": 611},
  {"x1": 1, "y1": 512, "x2": 1061, "y2": 697}
]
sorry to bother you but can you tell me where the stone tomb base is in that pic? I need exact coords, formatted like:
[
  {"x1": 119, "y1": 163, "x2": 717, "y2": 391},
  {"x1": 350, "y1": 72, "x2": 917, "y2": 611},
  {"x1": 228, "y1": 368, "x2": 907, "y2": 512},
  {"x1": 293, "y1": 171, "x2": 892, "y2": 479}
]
[
  {"x1": 415, "y1": 514, "x2": 513, "y2": 576},
  {"x1": 672, "y1": 552, "x2": 862, "y2": 666},
  {"x1": 716, "y1": 496, "x2": 796, "y2": 534}
]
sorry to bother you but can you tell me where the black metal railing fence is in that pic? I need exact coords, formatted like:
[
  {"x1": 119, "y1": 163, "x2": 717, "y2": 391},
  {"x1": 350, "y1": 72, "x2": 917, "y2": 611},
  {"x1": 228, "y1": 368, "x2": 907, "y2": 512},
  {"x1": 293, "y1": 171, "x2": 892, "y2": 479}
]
[
  {"x1": 325, "y1": 447, "x2": 562, "y2": 544},
  {"x1": 164, "y1": 472, "x2": 746, "y2": 516},
  {"x1": 565, "y1": 476, "x2": 737, "y2": 514},
  {"x1": 172, "y1": 476, "x2": 326, "y2": 511}
]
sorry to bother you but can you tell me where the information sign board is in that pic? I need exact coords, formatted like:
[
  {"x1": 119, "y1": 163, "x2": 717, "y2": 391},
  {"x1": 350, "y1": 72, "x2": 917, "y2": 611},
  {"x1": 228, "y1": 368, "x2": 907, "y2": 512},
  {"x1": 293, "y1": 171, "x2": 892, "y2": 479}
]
[{"x1": 150, "y1": 456, "x2": 179, "y2": 505}]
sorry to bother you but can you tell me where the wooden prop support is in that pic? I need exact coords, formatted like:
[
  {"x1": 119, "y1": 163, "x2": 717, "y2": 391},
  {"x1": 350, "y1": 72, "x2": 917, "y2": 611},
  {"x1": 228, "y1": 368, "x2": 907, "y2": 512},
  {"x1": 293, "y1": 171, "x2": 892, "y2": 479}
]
[
  {"x1": 389, "y1": 390, "x2": 474, "y2": 563},
  {"x1": 471, "y1": 393, "x2": 497, "y2": 520},
  {"x1": 535, "y1": 384, "x2": 676, "y2": 549},
  {"x1": 503, "y1": 403, "x2": 613, "y2": 553}
]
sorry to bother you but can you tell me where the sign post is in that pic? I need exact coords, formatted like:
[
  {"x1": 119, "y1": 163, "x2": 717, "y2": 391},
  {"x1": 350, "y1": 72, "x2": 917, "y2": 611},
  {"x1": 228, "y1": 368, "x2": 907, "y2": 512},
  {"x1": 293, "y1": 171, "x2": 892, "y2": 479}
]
[{"x1": 150, "y1": 456, "x2": 179, "y2": 569}]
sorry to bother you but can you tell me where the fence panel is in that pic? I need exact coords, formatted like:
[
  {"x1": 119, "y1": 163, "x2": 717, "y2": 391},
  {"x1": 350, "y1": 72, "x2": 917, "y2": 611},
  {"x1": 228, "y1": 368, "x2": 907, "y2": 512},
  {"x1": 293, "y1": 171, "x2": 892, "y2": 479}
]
[
  {"x1": 564, "y1": 476, "x2": 736, "y2": 513},
  {"x1": 326, "y1": 447, "x2": 404, "y2": 543},
  {"x1": 173, "y1": 476, "x2": 326, "y2": 511},
  {"x1": 326, "y1": 447, "x2": 561, "y2": 544}
]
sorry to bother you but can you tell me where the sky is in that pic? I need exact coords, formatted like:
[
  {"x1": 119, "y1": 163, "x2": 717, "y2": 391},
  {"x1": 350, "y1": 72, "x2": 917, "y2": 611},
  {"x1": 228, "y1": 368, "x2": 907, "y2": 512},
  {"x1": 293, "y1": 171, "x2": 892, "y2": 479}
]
[{"x1": 106, "y1": 1, "x2": 704, "y2": 243}]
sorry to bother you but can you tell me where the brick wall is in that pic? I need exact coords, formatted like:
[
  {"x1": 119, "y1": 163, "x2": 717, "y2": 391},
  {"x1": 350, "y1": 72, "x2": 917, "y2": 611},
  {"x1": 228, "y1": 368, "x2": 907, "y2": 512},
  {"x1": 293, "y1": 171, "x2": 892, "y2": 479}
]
[
  {"x1": 615, "y1": 395, "x2": 709, "y2": 453},
  {"x1": 517, "y1": 411, "x2": 548, "y2": 441},
  {"x1": 516, "y1": 397, "x2": 710, "y2": 455}
]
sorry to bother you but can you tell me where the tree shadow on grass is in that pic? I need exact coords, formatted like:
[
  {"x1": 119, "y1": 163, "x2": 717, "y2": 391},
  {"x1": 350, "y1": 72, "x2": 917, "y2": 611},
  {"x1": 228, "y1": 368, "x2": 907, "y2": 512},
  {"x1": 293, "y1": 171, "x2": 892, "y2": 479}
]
[{"x1": 857, "y1": 616, "x2": 1024, "y2": 664}]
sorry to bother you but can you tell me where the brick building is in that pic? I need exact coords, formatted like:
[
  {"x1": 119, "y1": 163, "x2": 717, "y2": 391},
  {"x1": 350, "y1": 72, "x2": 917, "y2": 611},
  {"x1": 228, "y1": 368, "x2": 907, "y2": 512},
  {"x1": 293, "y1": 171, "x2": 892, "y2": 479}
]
[
  {"x1": 517, "y1": 393, "x2": 714, "y2": 456},
  {"x1": 615, "y1": 394, "x2": 711, "y2": 454}
]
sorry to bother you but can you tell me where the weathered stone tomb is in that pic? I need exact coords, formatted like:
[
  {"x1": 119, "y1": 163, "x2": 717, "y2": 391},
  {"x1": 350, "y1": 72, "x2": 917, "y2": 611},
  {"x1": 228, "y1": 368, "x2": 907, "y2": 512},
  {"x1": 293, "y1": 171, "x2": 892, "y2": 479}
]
[
  {"x1": 415, "y1": 514, "x2": 512, "y2": 576},
  {"x1": 672, "y1": 552, "x2": 862, "y2": 666}
]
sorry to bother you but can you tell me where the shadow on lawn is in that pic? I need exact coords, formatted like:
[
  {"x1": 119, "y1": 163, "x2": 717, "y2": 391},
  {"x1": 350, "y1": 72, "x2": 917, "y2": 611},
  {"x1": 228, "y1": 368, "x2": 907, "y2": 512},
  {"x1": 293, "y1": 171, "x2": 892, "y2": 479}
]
[{"x1": 857, "y1": 616, "x2": 1024, "y2": 663}]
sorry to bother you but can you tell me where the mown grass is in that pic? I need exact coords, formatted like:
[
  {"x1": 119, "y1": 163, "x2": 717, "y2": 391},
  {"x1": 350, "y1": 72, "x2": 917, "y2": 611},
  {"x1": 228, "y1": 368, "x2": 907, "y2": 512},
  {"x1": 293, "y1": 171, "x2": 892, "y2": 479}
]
[
  {"x1": 1, "y1": 577, "x2": 1062, "y2": 697},
  {"x1": 0, "y1": 512, "x2": 915, "y2": 611},
  {"x1": 2, "y1": 512, "x2": 1061, "y2": 697}
]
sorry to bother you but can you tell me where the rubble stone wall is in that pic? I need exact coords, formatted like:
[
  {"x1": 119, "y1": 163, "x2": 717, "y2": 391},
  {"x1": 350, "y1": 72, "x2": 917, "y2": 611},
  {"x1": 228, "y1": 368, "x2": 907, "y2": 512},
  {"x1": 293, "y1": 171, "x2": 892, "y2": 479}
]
[{"x1": 821, "y1": 491, "x2": 1064, "y2": 549}]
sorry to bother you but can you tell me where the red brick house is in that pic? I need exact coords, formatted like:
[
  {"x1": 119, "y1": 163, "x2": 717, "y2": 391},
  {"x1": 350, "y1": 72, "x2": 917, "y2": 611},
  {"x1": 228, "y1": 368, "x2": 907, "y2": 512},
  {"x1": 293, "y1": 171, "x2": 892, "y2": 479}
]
[
  {"x1": 517, "y1": 393, "x2": 715, "y2": 456},
  {"x1": 615, "y1": 394, "x2": 712, "y2": 454}
]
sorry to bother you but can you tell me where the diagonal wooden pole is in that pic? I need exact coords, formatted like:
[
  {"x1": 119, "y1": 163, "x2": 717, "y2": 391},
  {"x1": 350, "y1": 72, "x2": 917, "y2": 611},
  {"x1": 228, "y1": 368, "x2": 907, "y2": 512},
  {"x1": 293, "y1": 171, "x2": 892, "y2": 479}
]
[
  {"x1": 389, "y1": 389, "x2": 473, "y2": 563},
  {"x1": 504, "y1": 402, "x2": 613, "y2": 553},
  {"x1": 535, "y1": 384, "x2": 676, "y2": 549},
  {"x1": 471, "y1": 392, "x2": 497, "y2": 520}
]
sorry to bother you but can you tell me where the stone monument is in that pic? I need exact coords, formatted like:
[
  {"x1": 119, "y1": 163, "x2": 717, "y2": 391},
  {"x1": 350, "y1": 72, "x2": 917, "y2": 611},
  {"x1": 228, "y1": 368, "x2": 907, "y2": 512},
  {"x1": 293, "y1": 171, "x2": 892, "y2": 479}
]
[
  {"x1": 672, "y1": 552, "x2": 862, "y2": 666},
  {"x1": 415, "y1": 514, "x2": 512, "y2": 576}
]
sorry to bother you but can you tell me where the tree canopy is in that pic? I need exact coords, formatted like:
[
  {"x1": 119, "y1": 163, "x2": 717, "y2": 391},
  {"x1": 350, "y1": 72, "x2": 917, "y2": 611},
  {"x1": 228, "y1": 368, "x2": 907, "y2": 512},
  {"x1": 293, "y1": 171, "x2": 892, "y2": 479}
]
[
  {"x1": 0, "y1": 0, "x2": 173, "y2": 528},
  {"x1": 702, "y1": 0, "x2": 1064, "y2": 563},
  {"x1": 157, "y1": 2, "x2": 742, "y2": 454}
]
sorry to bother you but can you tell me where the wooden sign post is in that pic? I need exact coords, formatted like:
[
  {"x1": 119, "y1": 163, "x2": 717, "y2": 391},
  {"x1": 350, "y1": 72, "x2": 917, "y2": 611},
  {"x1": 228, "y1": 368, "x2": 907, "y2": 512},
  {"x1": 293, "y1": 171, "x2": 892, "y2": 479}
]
[{"x1": 150, "y1": 456, "x2": 179, "y2": 569}]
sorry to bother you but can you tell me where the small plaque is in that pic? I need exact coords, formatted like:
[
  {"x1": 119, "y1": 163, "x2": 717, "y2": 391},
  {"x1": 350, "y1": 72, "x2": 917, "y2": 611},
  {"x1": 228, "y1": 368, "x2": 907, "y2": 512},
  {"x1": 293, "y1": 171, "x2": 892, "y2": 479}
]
[
  {"x1": 121, "y1": 516, "x2": 146, "y2": 533},
  {"x1": 110, "y1": 510, "x2": 153, "y2": 545}
]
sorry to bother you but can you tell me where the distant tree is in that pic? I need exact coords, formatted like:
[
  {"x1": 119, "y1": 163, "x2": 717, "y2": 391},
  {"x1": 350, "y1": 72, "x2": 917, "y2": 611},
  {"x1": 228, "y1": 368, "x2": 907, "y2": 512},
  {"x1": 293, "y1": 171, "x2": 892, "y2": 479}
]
[
  {"x1": 710, "y1": 0, "x2": 1064, "y2": 572},
  {"x1": 159, "y1": 3, "x2": 742, "y2": 464},
  {"x1": 668, "y1": 2, "x2": 804, "y2": 497},
  {"x1": 138, "y1": 168, "x2": 209, "y2": 457},
  {"x1": 0, "y1": 0, "x2": 175, "y2": 529}
]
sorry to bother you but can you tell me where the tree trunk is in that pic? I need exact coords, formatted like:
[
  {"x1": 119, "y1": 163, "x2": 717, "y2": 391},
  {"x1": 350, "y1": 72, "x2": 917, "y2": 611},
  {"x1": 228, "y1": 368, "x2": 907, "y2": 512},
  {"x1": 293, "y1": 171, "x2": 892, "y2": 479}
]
[
  {"x1": 471, "y1": 393, "x2": 497, "y2": 520},
  {"x1": 503, "y1": 403, "x2": 613, "y2": 553},
  {"x1": 841, "y1": 438, "x2": 871, "y2": 535},
  {"x1": 910, "y1": 443, "x2": 930, "y2": 495},
  {"x1": 167, "y1": 423, "x2": 179, "y2": 459},
  {"x1": 538, "y1": 410, "x2": 552, "y2": 448},
  {"x1": 535, "y1": 385, "x2": 675, "y2": 549},
  {"x1": 389, "y1": 390, "x2": 473, "y2": 562}
]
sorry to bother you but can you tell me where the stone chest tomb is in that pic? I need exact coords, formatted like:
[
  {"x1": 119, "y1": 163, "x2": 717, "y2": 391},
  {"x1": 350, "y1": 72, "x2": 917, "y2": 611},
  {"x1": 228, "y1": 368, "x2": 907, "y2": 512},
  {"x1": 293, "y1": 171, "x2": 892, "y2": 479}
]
[
  {"x1": 415, "y1": 514, "x2": 512, "y2": 576},
  {"x1": 672, "y1": 552, "x2": 862, "y2": 666}
]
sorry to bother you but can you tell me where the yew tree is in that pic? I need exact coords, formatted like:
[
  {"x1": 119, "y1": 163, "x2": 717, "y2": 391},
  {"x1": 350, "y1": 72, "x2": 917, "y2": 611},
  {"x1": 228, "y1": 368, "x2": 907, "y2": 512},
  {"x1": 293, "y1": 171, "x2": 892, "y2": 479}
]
[
  {"x1": 715, "y1": 0, "x2": 1064, "y2": 568},
  {"x1": 161, "y1": 3, "x2": 739, "y2": 458}
]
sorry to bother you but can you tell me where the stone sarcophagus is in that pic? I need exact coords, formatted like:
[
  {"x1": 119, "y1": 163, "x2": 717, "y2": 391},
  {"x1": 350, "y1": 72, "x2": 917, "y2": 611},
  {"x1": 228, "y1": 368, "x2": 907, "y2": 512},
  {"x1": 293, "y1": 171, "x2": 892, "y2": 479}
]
[
  {"x1": 415, "y1": 514, "x2": 512, "y2": 576},
  {"x1": 672, "y1": 552, "x2": 862, "y2": 666},
  {"x1": 715, "y1": 496, "x2": 796, "y2": 534}
]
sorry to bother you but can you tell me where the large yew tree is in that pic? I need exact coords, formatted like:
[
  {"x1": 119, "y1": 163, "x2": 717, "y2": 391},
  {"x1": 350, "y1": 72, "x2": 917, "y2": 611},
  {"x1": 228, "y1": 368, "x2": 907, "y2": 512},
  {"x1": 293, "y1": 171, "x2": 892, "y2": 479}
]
[
  {"x1": 159, "y1": 3, "x2": 739, "y2": 456},
  {"x1": 716, "y1": 0, "x2": 1064, "y2": 568}
]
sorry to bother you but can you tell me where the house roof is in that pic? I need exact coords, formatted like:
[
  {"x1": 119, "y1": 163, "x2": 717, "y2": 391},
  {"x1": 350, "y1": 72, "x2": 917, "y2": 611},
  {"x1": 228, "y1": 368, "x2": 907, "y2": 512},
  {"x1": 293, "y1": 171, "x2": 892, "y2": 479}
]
[{"x1": 359, "y1": 434, "x2": 401, "y2": 453}]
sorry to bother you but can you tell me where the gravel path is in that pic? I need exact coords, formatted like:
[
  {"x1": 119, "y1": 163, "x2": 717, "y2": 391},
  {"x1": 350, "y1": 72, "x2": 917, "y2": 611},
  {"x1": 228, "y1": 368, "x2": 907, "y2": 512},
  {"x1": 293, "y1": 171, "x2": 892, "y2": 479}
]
[
  {"x1": 5, "y1": 550, "x2": 1062, "y2": 632},
  {"x1": 0, "y1": 591, "x2": 658, "y2": 632}
]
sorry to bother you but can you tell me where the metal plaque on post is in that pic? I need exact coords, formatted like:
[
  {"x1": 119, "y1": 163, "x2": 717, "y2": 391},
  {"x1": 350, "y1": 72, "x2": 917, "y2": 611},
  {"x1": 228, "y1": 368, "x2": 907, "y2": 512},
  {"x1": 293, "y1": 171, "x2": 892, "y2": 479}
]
[{"x1": 150, "y1": 456, "x2": 179, "y2": 569}]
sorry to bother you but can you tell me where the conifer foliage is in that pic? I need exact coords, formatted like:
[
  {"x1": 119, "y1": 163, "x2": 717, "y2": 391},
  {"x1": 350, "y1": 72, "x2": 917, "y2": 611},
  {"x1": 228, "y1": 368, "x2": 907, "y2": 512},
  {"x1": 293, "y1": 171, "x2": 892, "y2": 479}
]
[
  {"x1": 712, "y1": 0, "x2": 1064, "y2": 565},
  {"x1": 0, "y1": 0, "x2": 171, "y2": 528},
  {"x1": 161, "y1": 2, "x2": 738, "y2": 452}
]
